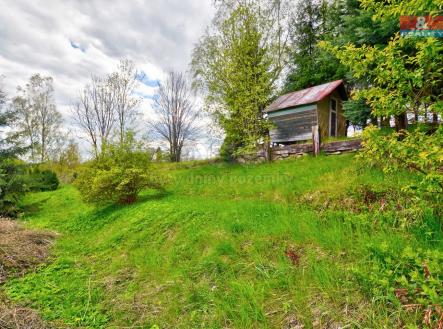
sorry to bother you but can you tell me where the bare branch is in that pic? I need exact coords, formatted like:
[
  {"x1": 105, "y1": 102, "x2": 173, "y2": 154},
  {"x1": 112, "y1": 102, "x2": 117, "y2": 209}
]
[{"x1": 150, "y1": 71, "x2": 200, "y2": 162}]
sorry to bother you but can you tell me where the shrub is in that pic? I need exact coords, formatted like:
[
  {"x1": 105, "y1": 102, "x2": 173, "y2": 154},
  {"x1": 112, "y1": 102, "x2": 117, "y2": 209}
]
[
  {"x1": 0, "y1": 160, "x2": 28, "y2": 217},
  {"x1": 28, "y1": 169, "x2": 59, "y2": 192},
  {"x1": 75, "y1": 165, "x2": 163, "y2": 205},
  {"x1": 356, "y1": 244, "x2": 443, "y2": 327},
  {"x1": 74, "y1": 136, "x2": 165, "y2": 205},
  {"x1": 359, "y1": 125, "x2": 443, "y2": 197}
]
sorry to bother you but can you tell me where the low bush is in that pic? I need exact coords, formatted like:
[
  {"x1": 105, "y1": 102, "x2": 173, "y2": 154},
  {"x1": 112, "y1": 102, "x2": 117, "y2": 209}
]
[
  {"x1": 28, "y1": 168, "x2": 59, "y2": 192},
  {"x1": 356, "y1": 244, "x2": 443, "y2": 328},
  {"x1": 0, "y1": 159, "x2": 28, "y2": 217},
  {"x1": 359, "y1": 125, "x2": 443, "y2": 196},
  {"x1": 74, "y1": 136, "x2": 166, "y2": 205}
]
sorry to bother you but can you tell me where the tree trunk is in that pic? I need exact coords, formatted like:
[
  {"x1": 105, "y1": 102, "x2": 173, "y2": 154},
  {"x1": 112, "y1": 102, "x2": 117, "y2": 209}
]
[
  {"x1": 394, "y1": 113, "x2": 408, "y2": 131},
  {"x1": 380, "y1": 116, "x2": 390, "y2": 128}
]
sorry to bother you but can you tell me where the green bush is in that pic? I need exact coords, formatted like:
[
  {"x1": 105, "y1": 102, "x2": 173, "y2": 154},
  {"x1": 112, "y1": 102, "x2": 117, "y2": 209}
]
[
  {"x1": 0, "y1": 159, "x2": 28, "y2": 217},
  {"x1": 356, "y1": 244, "x2": 443, "y2": 327},
  {"x1": 28, "y1": 168, "x2": 60, "y2": 191},
  {"x1": 359, "y1": 125, "x2": 443, "y2": 197},
  {"x1": 74, "y1": 136, "x2": 165, "y2": 205}
]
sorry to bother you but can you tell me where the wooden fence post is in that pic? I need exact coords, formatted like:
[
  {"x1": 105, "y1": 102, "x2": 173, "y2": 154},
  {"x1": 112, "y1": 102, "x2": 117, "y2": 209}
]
[
  {"x1": 265, "y1": 139, "x2": 272, "y2": 162},
  {"x1": 312, "y1": 125, "x2": 320, "y2": 156}
]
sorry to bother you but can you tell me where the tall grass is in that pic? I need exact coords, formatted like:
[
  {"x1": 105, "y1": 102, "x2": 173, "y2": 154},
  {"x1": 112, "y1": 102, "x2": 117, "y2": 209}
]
[{"x1": 3, "y1": 154, "x2": 441, "y2": 328}]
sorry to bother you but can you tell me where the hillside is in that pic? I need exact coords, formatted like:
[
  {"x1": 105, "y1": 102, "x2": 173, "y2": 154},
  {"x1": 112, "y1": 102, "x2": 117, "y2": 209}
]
[{"x1": 2, "y1": 154, "x2": 442, "y2": 328}]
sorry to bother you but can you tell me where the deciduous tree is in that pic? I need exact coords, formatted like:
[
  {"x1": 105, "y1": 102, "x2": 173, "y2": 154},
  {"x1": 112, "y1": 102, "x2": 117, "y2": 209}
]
[
  {"x1": 150, "y1": 71, "x2": 200, "y2": 162},
  {"x1": 110, "y1": 59, "x2": 141, "y2": 144},
  {"x1": 73, "y1": 75, "x2": 116, "y2": 158},
  {"x1": 12, "y1": 74, "x2": 62, "y2": 163},
  {"x1": 73, "y1": 60, "x2": 141, "y2": 157},
  {"x1": 321, "y1": 0, "x2": 443, "y2": 194},
  {"x1": 192, "y1": 1, "x2": 292, "y2": 158}
]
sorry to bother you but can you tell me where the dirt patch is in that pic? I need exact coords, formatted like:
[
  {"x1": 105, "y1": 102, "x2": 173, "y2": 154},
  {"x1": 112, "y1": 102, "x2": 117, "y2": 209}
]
[
  {"x1": 0, "y1": 295, "x2": 50, "y2": 329},
  {"x1": 0, "y1": 218, "x2": 57, "y2": 283},
  {"x1": 0, "y1": 218, "x2": 57, "y2": 329}
]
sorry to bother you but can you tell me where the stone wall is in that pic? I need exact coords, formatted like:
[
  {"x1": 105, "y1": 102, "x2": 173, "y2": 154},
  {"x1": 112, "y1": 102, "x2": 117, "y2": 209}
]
[{"x1": 237, "y1": 139, "x2": 361, "y2": 163}]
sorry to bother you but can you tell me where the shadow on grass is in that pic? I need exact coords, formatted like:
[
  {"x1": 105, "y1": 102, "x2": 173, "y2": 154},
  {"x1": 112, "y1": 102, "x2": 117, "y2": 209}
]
[
  {"x1": 21, "y1": 198, "x2": 50, "y2": 217},
  {"x1": 62, "y1": 190, "x2": 171, "y2": 234},
  {"x1": 136, "y1": 189, "x2": 171, "y2": 203}
]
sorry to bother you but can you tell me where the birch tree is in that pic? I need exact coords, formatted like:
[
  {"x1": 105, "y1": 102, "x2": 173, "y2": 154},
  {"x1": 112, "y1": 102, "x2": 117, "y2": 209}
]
[{"x1": 12, "y1": 74, "x2": 62, "y2": 162}]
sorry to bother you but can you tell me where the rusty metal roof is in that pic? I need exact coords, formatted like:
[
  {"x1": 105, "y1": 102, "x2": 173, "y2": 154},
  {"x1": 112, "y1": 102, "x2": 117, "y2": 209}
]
[{"x1": 266, "y1": 80, "x2": 345, "y2": 112}]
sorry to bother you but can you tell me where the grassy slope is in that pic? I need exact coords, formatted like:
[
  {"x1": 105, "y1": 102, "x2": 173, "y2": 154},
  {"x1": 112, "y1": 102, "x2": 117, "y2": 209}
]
[{"x1": 3, "y1": 154, "x2": 441, "y2": 328}]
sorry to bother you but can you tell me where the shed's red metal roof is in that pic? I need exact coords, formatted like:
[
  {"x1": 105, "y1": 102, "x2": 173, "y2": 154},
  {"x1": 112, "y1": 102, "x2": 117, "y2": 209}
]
[{"x1": 266, "y1": 80, "x2": 344, "y2": 112}]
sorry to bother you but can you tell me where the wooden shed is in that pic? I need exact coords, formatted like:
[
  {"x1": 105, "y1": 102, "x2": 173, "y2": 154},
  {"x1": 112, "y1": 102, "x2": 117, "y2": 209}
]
[{"x1": 265, "y1": 80, "x2": 347, "y2": 144}]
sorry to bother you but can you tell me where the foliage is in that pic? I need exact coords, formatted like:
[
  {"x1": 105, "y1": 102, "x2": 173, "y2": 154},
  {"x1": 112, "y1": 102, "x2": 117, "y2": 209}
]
[
  {"x1": 27, "y1": 168, "x2": 59, "y2": 192},
  {"x1": 192, "y1": 1, "x2": 291, "y2": 157},
  {"x1": 49, "y1": 140, "x2": 81, "y2": 183},
  {"x1": 334, "y1": 0, "x2": 398, "y2": 47},
  {"x1": 0, "y1": 159, "x2": 28, "y2": 217},
  {"x1": 343, "y1": 98, "x2": 373, "y2": 128},
  {"x1": 359, "y1": 125, "x2": 443, "y2": 195},
  {"x1": 74, "y1": 135, "x2": 164, "y2": 205},
  {"x1": 11, "y1": 74, "x2": 63, "y2": 163},
  {"x1": 284, "y1": 0, "x2": 397, "y2": 125},
  {"x1": 323, "y1": 36, "x2": 443, "y2": 120},
  {"x1": 321, "y1": 0, "x2": 443, "y2": 193},
  {"x1": 0, "y1": 80, "x2": 29, "y2": 217},
  {"x1": 284, "y1": 0, "x2": 348, "y2": 92},
  {"x1": 357, "y1": 244, "x2": 443, "y2": 327}
]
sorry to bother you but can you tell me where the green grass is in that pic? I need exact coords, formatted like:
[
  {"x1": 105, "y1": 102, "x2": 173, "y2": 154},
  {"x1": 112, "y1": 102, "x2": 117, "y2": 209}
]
[{"x1": 3, "y1": 154, "x2": 442, "y2": 328}]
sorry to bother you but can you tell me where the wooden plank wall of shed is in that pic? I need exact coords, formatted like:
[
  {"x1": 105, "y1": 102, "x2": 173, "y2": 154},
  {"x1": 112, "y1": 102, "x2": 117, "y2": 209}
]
[
  {"x1": 317, "y1": 90, "x2": 346, "y2": 141},
  {"x1": 269, "y1": 108, "x2": 317, "y2": 143}
]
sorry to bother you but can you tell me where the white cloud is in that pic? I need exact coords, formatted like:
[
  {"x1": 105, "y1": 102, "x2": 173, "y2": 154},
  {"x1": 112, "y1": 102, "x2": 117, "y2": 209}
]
[{"x1": 0, "y1": 0, "x2": 215, "y2": 157}]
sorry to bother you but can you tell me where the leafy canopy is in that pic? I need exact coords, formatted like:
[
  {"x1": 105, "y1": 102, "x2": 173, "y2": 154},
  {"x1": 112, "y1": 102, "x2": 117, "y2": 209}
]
[
  {"x1": 192, "y1": 1, "x2": 290, "y2": 158},
  {"x1": 320, "y1": 0, "x2": 443, "y2": 196}
]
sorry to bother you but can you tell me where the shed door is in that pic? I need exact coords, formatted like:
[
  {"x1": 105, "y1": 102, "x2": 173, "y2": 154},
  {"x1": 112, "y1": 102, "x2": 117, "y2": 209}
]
[{"x1": 330, "y1": 98, "x2": 337, "y2": 137}]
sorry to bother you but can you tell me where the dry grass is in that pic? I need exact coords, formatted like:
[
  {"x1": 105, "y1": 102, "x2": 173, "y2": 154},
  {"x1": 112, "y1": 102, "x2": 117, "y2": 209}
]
[{"x1": 0, "y1": 218, "x2": 57, "y2": 329}]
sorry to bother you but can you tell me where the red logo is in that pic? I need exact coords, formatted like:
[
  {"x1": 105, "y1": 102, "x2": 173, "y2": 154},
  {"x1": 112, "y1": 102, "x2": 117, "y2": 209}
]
[{"x1": 400, "y1": 16, "x2": 443, "y2": 37}]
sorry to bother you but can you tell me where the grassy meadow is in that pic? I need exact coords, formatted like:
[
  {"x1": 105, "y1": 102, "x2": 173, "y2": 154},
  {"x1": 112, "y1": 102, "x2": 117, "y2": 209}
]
[{"x1": 3, "y1": 154, "x2": 442, "y2": 328}]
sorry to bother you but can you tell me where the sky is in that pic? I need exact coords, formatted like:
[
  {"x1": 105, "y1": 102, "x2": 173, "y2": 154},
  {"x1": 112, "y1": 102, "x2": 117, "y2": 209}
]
[{"x1": 0, "y1": 0, "x2": 216, "y2": 158}]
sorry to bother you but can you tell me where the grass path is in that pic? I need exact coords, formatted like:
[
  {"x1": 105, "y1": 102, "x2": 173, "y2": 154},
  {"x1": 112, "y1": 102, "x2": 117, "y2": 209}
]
[{"x1": 2, "y1": 154, "x2": 441, "y2": 328}]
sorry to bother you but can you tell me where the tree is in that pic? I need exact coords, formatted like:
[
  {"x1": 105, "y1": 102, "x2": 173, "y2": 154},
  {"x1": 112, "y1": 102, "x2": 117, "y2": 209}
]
[
  {"x1": 0, "y1": 77, "x2": 28, "y2": 216},
  {"x1": 284, "y1": 0, "x2": 347, "y2": 92},
  {"x1": 321, "y1": 1, "x2": 443, "y2": 195},
  {"x1": 284, "y1": 0, "x2": 399, "y2": 126},
  {"x1": 73, "y1": 60, "x2": 141, "y2": 157},
  {"x1": 12, "y1": 74, "x2": 62, "y2": 163},
  {"x1": 73, "y1": 75, "x2": 116, "y2": 158},
  {"x1": 150, "y1": 71, "x2": 200, "y2": 162},
  {"x1": 0, "y1": 76, "x2": 14, "y2": 156},
  {"x1": 110, "y1": 59, "x2": 141, "y2": 144},
  {"x1": 192, "y1": 1, "x2": 292, "y2": 157},
  {"x1": 50, "y1": 140, "x2": 81, "y2": 183},
  {"x1": 343, "y1": 98, "x2": 373, "y2": 129}
]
